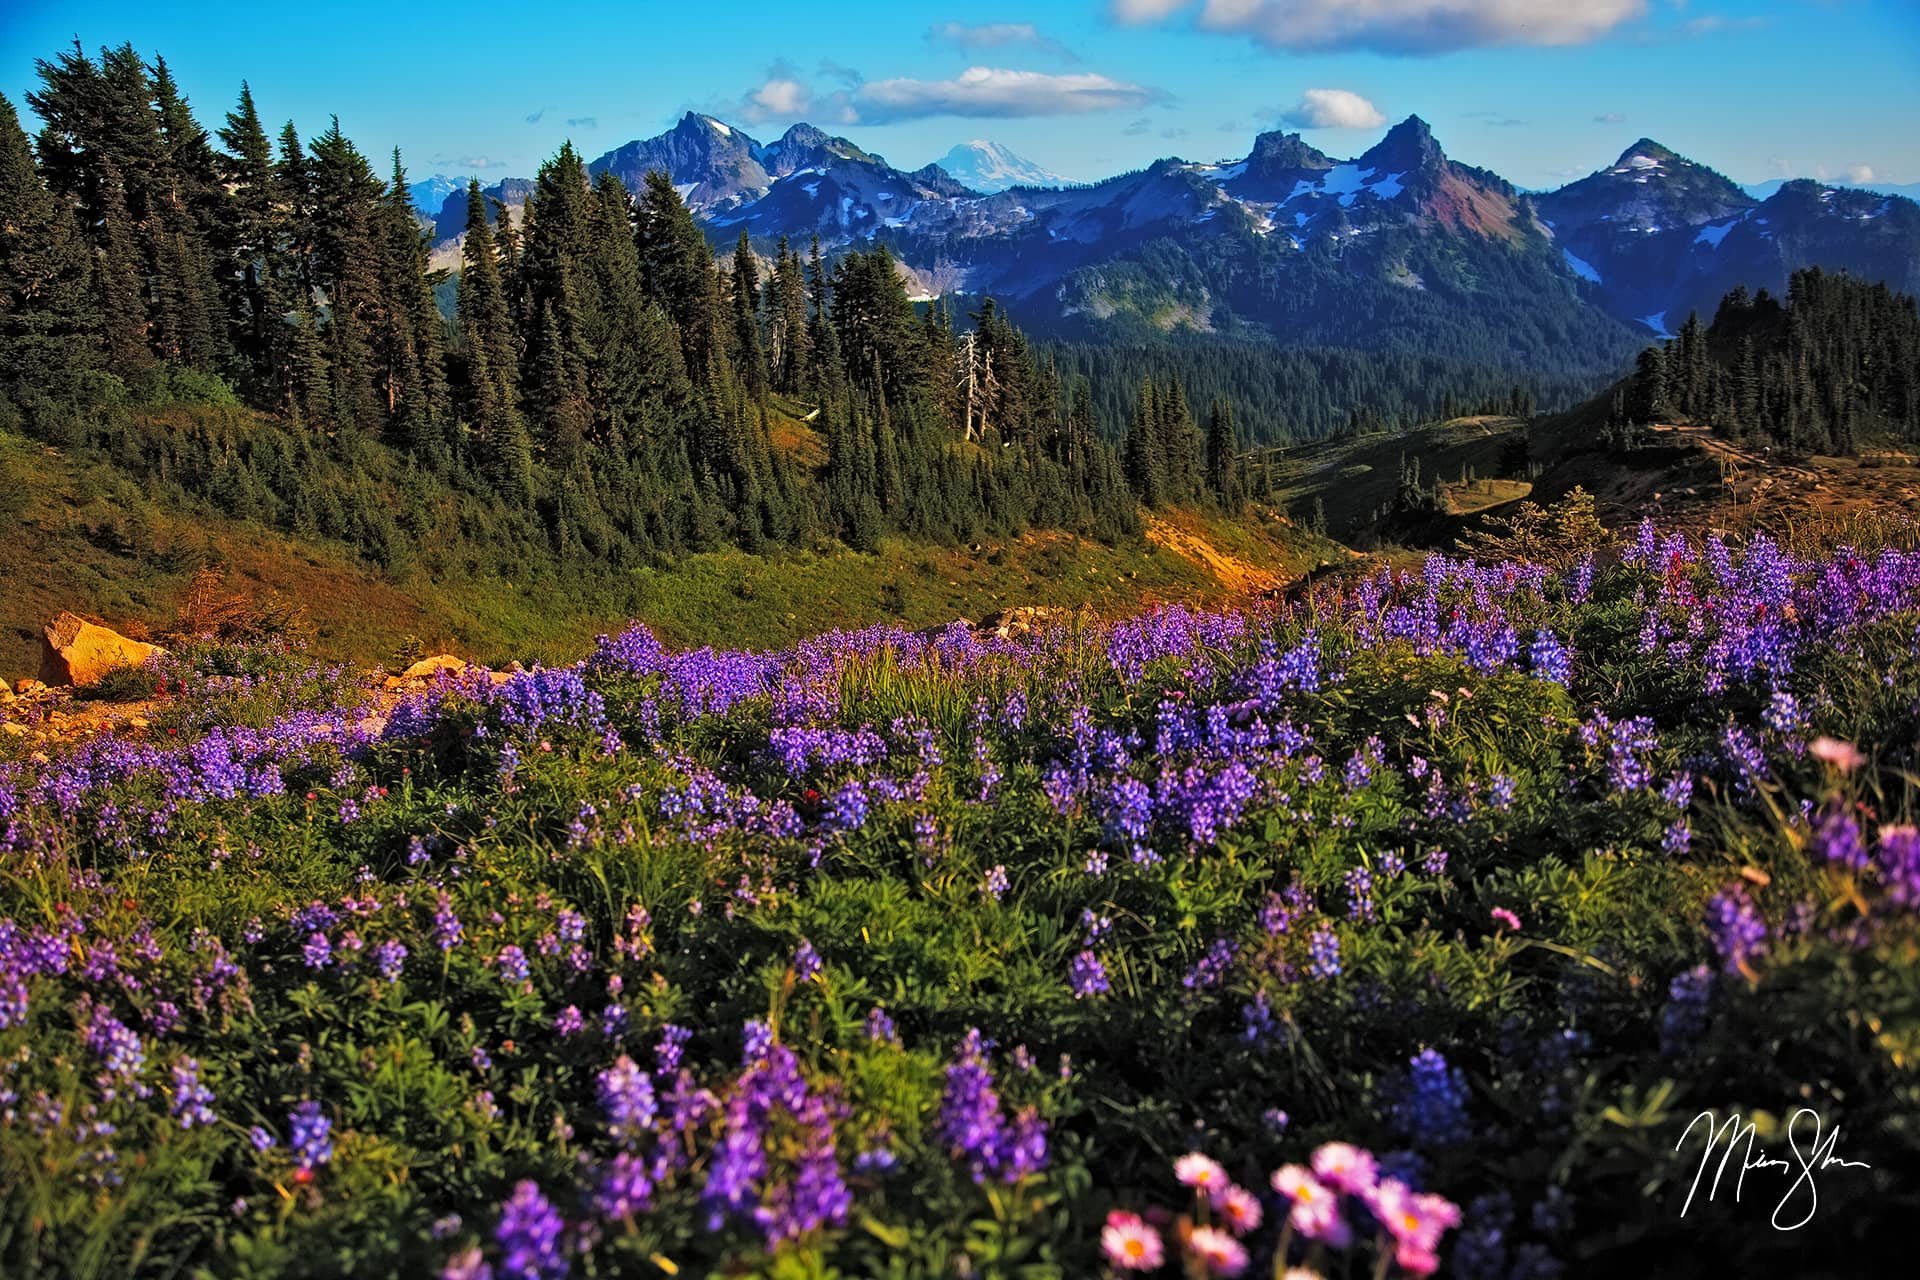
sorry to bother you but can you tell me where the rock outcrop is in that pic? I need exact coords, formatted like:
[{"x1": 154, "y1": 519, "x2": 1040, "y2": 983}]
[
  {"x1": 383, "y1": 654, "x2": 469, "y2": 689},
  {"x1": 978, "y1": 606, "x2": 1073, "y2": 641},
  {"x1": 38, "y1": 612, "x2": 164, "y2": 688}
]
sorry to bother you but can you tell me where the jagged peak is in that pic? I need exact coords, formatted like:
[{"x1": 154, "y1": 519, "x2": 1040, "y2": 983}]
[
  {"x1": 1245, "y1": 130, "x2": 1333, "y2": 172},
  {"x1": 776, "y1": 122, "x2": 831, "y2": 148},
  {"x1": 1360, "y1": 115, "x2": 1444, "y2": 173}
]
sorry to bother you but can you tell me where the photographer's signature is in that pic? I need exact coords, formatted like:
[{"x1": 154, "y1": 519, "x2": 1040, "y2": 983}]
[{"x1": 1677, "y1": 1108, "x2": 1872, "y2": 1230}]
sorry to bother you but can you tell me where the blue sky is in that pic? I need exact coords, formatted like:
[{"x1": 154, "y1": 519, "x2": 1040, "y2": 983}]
[{"x1": 4, "y1": 1, "x2": 1916, "y2": 191}]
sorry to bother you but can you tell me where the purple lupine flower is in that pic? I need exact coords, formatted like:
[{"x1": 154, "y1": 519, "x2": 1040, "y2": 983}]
[
  {"x1": 865, "y1": 1007, "x2": 897, "y2": 1044},
  {"x1": 1307, "y1": 924, "x2": 1342, "y2": 980},
  {"x1": 289, "y1": 1101, "x2": 332, "y2": 1172},
  {"x1": 1763, "y1": 689, "x2": 1802, "y2": 733},
  {"x1": 596, "y1": 1055, "x2": 657, "y2": 1144},
  {"x1": 553, "y1": 1006, "x2": 584, "y2": 1036},
  {"x1": 493, "y1": 1180, "x2": 568, "y2": 1280},
  {"x1": 1879, "y1": 825, "x2": 1920, "y2": 908},
  {"x1": 1529, "y1": 630, "x2": 1572, "y2": 685},
  {"x1": 432, "y1": 894, "x2": 464, "y2": 952},
  {"x1": 372, "y1": 939, "x2": 407, "y2": 982},
  {"x1": 1344, "y1": 867, "x2": 1377, "y2": 923},
  {"x1": 302, "y1": 932, "x2": 332, "y2": 970},
  {"x1": 595, "y1": 1152, "x2": 652, "y2": 1219},
  {"x1": 495, "y1": 946, "x2": 530, "y2": 986},
  {"x1": 655, "y1": 1024, "x2": 691, "y2": 1075},
  {"x1": 1183, "y1": 938, "x2": 1237, "y2": 989},
  {"x1": 1660, "y1": 965, "x2": 1714, "y2": 1055},
  {"x1": 1241, "y1": 991, "x2": 1280, "y2": 1046},
  {"x1": 938, "y1": 1028, "x2": 1046, "y2": 1183},
  {"x1": 1068, "y1": 950, "x2": 1109, "y2": 998},
  {"x1": 86, "y1": 1006, "x2": 146, "y2": 1083},
  {"x1": 792, "y1": 940, "x2": 823, "y2": 982},
  {"x1": 1810, "y1": 806, "x2": 1869, "y2": 872},
  {"x1": 981, "y1": 865, "x2": 1009, "y2": 901},
  {"x1": 168, "y1": 1057, "x2": 216, "y2": 1128},
  {"x1": 1390, "y1": 1048, "x2": 1470, "y2": 1146},
  {"x1": 741, "y1": 1020, "x2": 775, "y2": 1064},
  {"x1": 1706, "y1": 884, "x2": 1769, "y2": 976}
]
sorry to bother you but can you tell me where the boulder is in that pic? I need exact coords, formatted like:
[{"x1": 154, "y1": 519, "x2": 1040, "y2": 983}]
[
  {"x1": 12, "y1": 679, "x2": 45, "y2": 696},
  {"x1": 384, "y1": 654, "x2": 469, "y2": 689},
  {"x1": 38, "y1": 612, "x2": 164, "y2": 688},
  {"x1": 403, "y1": 654, "x2": 467, "y2": 681},
  {"x1": 978, "y1": 605, "x2": 1071, "y2": 641}
]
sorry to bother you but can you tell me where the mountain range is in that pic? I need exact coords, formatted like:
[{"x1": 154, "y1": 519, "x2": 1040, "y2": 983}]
[{"x1": 422, "y1": 112, "x2": 1920, "y2": 380}]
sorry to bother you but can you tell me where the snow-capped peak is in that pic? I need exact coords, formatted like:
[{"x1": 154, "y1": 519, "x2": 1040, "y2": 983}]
[{"x1": 934, "y1": 140, "x2": 1069, "y2": 193}]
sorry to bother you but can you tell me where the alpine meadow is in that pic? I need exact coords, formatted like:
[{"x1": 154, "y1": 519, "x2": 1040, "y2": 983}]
[{"x1": 3, "y1": 4, "x2": 1920, "y2": 1279}]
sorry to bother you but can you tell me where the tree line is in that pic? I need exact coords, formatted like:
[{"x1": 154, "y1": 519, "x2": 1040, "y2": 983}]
[
  {"x1": 1617, "y1": 267, "x2": 1920, "y2": 455},
  {"x1": 0, "y1": 43, "x2": 1189, "y2": 573}
]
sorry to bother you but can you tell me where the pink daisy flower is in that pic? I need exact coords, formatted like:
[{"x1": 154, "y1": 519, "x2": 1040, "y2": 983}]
[
  {"x1": 1186, "y1": 1226, "x2": 1249, "y2": 1277},
  {"x1": 1270, "y1": 1163, "x2": 1320, "y2": 1201},
  {"x1": 1174, "y1": 1152, "x2": 1229, "y2": 1198},
  {"x1": 1367, "y1": 1180, "x2": 1462, "y2": 1275},
  {"x1": 1308, "y1": 1142, "x2": 1378, "y2": 1196},
  {"x1": 1217, "y1": 1184, "x2": 1263, "y2": 1235},
  {"x1": 1101, "y1": 1211, "x2": 1164, "y2": 1272},
  {"x1": 1810, "y1": 736, "x2": 1866, "y2": 772}
]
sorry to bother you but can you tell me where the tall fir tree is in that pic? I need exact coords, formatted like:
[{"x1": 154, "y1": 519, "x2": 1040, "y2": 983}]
[
  {"x1": 0, "y1": 91, "x2": 100, "y2": 401},
  {"x1": 1205, "y1": 399, "x2": 1240, "y2": 507},
  {"x1": 731, "y1": 230, "x2": 768, "y2": 401}
]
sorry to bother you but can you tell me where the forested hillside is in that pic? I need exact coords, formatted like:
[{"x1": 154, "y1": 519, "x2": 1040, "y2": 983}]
[
  {"x1": 1617, "y1": 268, "x2": 1920, "y2": 453},
  {"x1": 1, "y1": 44, "x2": 1169, "y2": 580}
]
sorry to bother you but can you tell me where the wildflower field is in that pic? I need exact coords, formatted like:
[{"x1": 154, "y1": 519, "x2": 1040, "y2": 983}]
[{"x1": 3, "y1": 521, "x2": 1919, "y2": 1279}]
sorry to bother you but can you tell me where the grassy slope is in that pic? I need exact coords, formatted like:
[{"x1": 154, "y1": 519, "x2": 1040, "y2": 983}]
[
  {"x1": 1252, "y1": 415, "x2": 1531, "y2": 539},
  {"x1": 1, "y1": 421, "x2": 1342, "y2": 677}
]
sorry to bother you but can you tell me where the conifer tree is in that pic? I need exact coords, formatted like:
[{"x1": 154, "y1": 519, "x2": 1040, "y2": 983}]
[
  {"x1": 306, "y1": 117, "x2": 383, "y2": 429},
  {"x1": 92, "y1": 155, "x2": 150, "y2": 375},
  {"x1": 636, "y1": 169, "x2": 727, "y2": 389},
  {"x1": 216, "y1": 82, "x2": 288, "y2": 396},
  {"x1": 770, "y1": 235, "x2": 810, "y2": 394},
  {"x1": 1205, "y1": 399, "x2": 1240, "y2": 507},
  {"x1": 730, "y1": 231, "x2": 768, "y2": 400},
  {"x1": 0, "y1": 91, "x2": 99, "y2": 401},
  {"x1": 1125, "y1": 376, "x2": 1164, "y2": 506}
]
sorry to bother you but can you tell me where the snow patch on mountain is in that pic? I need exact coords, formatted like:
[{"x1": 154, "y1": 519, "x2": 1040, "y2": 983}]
[
  {"x1": 1562, "y1": 247, "x2": 1602, "y2": 283},
  {"x1": 1638, "y1": 311, "x2": 1673, "y2": 338},
  {"x1": 1694, "y1": 220, "x2": 1737, "y2": 248}
]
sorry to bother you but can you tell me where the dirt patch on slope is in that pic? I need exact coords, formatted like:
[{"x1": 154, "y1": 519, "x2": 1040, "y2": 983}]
[{"x1": 1145, "y1": 516, "x2": 1282, "y2": 594}]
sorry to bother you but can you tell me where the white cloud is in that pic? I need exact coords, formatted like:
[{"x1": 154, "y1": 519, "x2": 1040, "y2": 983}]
[
  {"x1": 728, "y1": 65, "x2": 1162, "y2": 127},
  {"x1": 1279, "y1": 88, "x2": 1385, "y2": 129},
  {"x1": 1846, "y1": 163, "x2": 1875, "y2": 184},
  {"x1": 856, "y1": 67, "x2": 1165, "y2": 123},
  {"x1": 928, "y1": 21, "x2": 1078, "y2": 61},
  {"x1": 1594, "y1": 111, "x2": 1627, "y2": 124},
  {"x1": 752, "y1": 78, "x2": 813, "y2": 116},
  {"x1": 1110, "y1": 0, "x2": 1648, "y2": 54}
]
